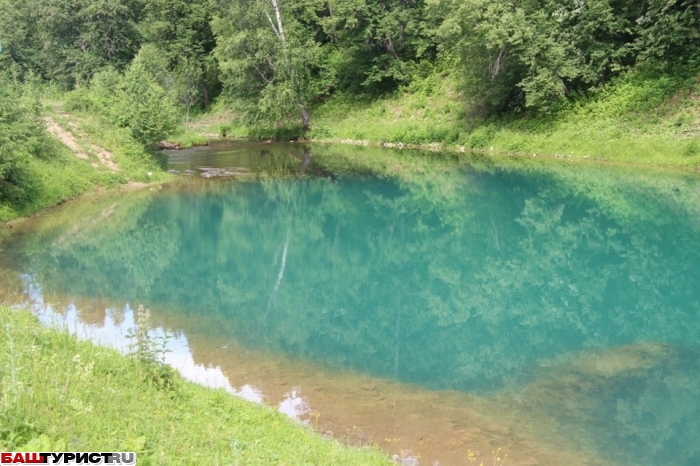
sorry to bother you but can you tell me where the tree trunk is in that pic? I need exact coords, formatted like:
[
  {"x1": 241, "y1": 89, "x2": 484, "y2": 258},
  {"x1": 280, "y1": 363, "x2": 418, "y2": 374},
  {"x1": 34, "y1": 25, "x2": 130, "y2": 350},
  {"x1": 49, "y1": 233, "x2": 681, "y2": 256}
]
[
  {"x1": 489, "y1": 44, "x2": 507, "y2": 79},
  {"x1": 328, "y1": 3, "x2": 338, "y2": 43},
  {"x1": 385, "y1": 37, "x2": 399, "y2": 59},
  {"x1": 300, "y1": 104, "x2": 311, "y2": 130},
  {"x1": 201, "y1": 81, "x2": 210, "y2": 109},
  {"x1": 272, "y1": 0, "x2": 286, "y2": 46}
]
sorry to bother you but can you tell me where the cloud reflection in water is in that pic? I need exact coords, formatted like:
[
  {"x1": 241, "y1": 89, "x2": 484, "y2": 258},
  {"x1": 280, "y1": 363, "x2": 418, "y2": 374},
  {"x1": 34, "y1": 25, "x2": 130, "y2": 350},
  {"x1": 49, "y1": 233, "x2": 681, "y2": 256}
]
[{"x1": 20, "y1": 274, "x2": 304, "y2": 416}]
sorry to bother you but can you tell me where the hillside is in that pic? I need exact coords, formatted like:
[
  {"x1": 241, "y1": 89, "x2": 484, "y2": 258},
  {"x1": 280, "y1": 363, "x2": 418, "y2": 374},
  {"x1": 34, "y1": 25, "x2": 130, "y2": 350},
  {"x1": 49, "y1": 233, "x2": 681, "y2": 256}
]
[{"x1": 310, "y1": 70, "x2": 700, "y2": 167}]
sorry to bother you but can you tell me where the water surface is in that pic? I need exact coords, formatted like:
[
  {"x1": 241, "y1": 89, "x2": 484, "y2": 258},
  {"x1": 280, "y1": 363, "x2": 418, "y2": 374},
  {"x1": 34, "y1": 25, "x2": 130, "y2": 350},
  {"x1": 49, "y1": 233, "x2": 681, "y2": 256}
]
[{"x1": 3, "y1": 142, "x2": 700, "y2": 466}]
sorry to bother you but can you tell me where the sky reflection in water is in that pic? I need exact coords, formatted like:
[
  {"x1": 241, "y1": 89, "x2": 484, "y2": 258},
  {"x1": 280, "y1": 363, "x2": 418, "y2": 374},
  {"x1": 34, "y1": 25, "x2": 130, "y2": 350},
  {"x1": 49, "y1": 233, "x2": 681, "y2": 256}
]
[{"x1": 21, "y1": 275, "x2": 313, "y2": 420}]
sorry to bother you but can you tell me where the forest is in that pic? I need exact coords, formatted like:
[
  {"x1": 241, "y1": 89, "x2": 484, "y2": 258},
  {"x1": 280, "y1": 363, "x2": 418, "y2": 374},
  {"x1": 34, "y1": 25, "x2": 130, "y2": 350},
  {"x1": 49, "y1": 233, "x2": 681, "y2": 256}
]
[
  {"x1": 2, "y1": 0, "x2": 699, "y2": 124},
  {"x1": 1, "y1": 0, "x2": 700, "y2": 216}
]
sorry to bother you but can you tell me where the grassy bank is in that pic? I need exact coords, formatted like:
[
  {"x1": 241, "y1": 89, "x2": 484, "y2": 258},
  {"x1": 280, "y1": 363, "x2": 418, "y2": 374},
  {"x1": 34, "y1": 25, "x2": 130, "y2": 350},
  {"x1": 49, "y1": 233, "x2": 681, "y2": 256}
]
[
  {"x1": 0, "y1": 306, "x2": 391, "y2": 465},
  {"x1": 1, "y1": 97, "x2": 169, "y2": 226},
  {"x1": 310, "y1": 70, "x2": 700, "y2": 168},
  {"x1": 188, "y1": 69, "x2": 700, "y2": 170}
]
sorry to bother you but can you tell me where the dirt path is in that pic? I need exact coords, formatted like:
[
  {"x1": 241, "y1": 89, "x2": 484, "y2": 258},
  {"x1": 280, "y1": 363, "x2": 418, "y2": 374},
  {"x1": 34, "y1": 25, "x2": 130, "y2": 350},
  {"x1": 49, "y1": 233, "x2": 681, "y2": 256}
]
[
  {"x1": 89, "y1": 143, "x2": 119, "y2": 172},
  {"x1": 44, "y1": 116, "x2": 89, "y2": 160},
  {"x1": 44, "y1": 116, "x2": 119, "y2": 172}
]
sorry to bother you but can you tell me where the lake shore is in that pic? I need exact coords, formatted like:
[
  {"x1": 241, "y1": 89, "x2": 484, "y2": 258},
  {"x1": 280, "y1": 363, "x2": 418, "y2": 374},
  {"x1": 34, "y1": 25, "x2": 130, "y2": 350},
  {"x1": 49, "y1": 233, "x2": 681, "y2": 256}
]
[
  {"x1": 0, "y1": 100, "x2": 169, "y2": 227},
  {"x1": 182, "y1": 70, "x2": 700, "y2": 172},
  {"x1": 0, "y1": 305, "x2": 393, "y2": 465}
]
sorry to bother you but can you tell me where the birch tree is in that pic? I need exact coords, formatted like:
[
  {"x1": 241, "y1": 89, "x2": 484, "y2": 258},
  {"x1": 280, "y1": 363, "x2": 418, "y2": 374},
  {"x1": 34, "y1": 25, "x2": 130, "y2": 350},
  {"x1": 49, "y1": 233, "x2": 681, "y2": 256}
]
[{"x1": 212, "y1": 0, "x2": 322, "y2": 131}]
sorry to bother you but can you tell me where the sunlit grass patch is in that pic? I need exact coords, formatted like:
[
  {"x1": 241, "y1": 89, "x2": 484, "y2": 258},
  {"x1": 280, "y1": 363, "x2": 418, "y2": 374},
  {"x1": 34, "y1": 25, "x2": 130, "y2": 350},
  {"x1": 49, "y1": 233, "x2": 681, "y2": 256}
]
[{"x1": 166, "y1": 132, "x2": 210, "y2": 149}]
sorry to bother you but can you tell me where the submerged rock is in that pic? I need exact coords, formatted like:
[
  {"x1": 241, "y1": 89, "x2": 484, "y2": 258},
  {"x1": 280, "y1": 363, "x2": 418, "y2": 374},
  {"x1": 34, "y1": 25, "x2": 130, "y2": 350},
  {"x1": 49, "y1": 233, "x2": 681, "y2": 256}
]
[
  {"x1": 157, "y1": 141, "x2": 182, "y2": 150},
  {"x1": 197, "y1": 166, "x2": 251, "y2": 179},
  {"x1": 544, "y1": 341, "x2": 678, "y2": 379}
]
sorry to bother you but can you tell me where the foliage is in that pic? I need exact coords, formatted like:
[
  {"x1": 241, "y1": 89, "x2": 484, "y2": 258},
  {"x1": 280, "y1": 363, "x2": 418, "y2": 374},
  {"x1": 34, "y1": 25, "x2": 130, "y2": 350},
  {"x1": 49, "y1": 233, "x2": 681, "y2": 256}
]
[
  {"x1": 0, "y1": 72, "x2": 147, "y2": 224},
  {"x1": 2, "y1": 0, "x2": 700, "y2": 128},
  {"x1": 119, "y1": 53, "x2": 179, "y2": 146},
  {"x1": 210, "y1": 0, "x2": 441, "y2": 127},
  {"x1": 212, "y1": 0, "x2": 319, "y2": 130},
  {"x1": 0, "y1": 0, "x2": 219, "y2": 110},
  {"x1": 437, "y1": 0, "x2": 700, "y2": 114},
  {"x1": 64, "y1": 47, "x2": 180, "y2": 149},
  {"x1": 219, "y1": 124, "x2": 231, "y2": 138},
  {"x1": 0, "y1": 77, "x2": 170, "y2": 225},
  {"x1": 0, "y1": 71, "x2": 46, "y2": 206},
  {"x1": 126, "y1": 305, "x2": 176, "y2": 390},
  {"x1": 0, "y1": 0, "x2": 144, "y2": 87},
  {"x1": 141, "y1": 0, "x2": 219, "y2": 108}
]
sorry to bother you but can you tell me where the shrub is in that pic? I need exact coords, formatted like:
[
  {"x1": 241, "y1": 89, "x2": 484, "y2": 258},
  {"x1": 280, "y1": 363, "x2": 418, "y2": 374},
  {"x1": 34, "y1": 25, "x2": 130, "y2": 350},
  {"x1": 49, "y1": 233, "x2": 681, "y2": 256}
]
[
  {"x1": 468, "y1": 125, "x2": 496, "y2": 149},
  {"x1": 248, "y1": 125, "x2": 305, "y2": 141},
  {"x1": 0, "y1": 72, "x2": 48, "y2": 207},
  {"x1": 120, "y1": 61, "x2": 179, "y2": 147}
]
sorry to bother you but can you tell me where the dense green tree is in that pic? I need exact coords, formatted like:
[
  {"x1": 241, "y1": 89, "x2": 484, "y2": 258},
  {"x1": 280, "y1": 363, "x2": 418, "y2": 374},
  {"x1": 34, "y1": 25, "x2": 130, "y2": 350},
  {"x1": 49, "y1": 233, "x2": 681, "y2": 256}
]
[
  {"x1": 141, "y1": 0, "x2": 219, "y2": 108},
  {"x1": 63, "y1": 45, "x2": 180, "y2": 147},
  {"x1": 307, "y1": 0, "x2": 439, "y2": 93},
  {"x1": 0, "y1": 0, "x2": 144, "y2": 87},
  {"x1": 211, "y1": 0, "x2": 439, "y2": 128},
  {"x1": 2, "y1": 0, "x2": 700, "y2": 122},
  {"x1": 437, "y1": 0, "x2": 700, "y2": 113},
  {"x1": 118, "y1": 47, "x2": 179, "y2": 146},
  {"x1": 213, "y1": 0, "x2": 325, "y2": 129}
]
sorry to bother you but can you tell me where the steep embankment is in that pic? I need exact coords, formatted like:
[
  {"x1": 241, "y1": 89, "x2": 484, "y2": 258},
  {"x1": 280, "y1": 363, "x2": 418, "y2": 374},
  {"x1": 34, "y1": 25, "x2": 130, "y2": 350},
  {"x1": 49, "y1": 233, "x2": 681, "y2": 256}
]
[
  {"x1": 43, "y1": 116, "x2": 118, "y2": 172},
  {"x1": 1, "y1": 102, "x2": 168, "y2": 226}
]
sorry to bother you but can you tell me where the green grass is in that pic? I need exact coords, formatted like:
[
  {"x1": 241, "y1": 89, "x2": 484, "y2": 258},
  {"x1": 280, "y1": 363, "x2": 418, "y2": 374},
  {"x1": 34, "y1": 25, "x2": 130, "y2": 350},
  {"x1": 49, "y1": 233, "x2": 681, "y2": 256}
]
[
  {"x1": 309, "y1": 69, "x2": 700, "y2": 168},
  {"x1": 180, "y1": 102, "x2": 249, "y2": 140},
  {"x1": 311, "y1": 74, "x2": 465, "y2": 146},
  {"x1": 1, "y1": 101, "x2": 169, "y2": 225},
  {"x1": 0, "y1": 306, "x2": 392, "y2": 465},
  {"x1": 45, "y1": 101, "x2": 169, "y2": 183},
  {"x1": 0, "y1": 143, "x2": 120, "y2": 225},
  {"x1": 166, "y1": 132, "x2": 210, "y2": 149}
]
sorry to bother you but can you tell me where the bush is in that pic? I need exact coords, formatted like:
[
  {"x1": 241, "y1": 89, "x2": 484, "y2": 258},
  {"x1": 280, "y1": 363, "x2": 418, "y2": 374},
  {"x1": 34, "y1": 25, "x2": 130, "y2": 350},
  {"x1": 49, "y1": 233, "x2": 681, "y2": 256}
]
[
  {"x1": 63, "y1": 88, "x2": 97, "y2": 113},
  {"x1": 248, "y1": 125, "x2": 305, "y2": 141},
  {"x1": 0, "y1": 72, "x2": 48, "y2": 206},
  {"x1": 119, "y1": 62, "x2": 178, "y2": 147},
  {"x1": 468, "y1": 125, "x2": 496, "y2": 149},
  {"x1": 65, "y1": 52, "x2": 179, "y2": 149},
  {"x1": 683, "y1": 139, "x2": 700, "y2": 157}
]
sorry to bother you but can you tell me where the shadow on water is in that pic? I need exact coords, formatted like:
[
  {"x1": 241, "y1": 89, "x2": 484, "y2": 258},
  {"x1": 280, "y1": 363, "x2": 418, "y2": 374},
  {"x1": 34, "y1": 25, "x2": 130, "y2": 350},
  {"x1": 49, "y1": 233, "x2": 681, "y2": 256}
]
[{"x1": 3, "y1": 142, "x2": 700, "y2": 466}]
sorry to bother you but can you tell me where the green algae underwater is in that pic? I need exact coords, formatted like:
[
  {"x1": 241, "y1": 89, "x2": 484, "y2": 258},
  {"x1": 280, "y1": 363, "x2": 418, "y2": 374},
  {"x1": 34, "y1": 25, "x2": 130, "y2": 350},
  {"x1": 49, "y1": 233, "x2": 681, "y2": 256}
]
[{"x1": 2, "y1": 142, "x2": 700, "y2": 466}]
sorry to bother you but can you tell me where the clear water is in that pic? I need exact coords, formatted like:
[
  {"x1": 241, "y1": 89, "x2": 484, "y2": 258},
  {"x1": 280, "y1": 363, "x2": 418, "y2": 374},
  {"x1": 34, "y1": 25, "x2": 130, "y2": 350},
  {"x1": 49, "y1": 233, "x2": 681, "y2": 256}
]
[{"x1": 3, "y1": 143, "x2": 700, "y2": 466}]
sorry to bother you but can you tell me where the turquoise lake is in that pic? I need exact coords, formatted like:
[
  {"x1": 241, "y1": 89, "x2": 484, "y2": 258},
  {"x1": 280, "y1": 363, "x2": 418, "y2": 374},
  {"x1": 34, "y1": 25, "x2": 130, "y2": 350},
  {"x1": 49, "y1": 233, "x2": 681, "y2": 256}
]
[{"x1": 3, "y1": 142, "x2": 700, "y2": 466}]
